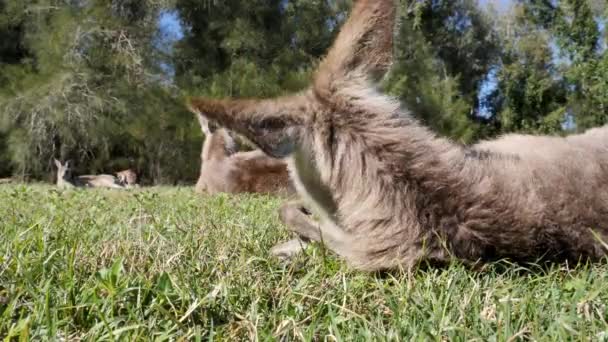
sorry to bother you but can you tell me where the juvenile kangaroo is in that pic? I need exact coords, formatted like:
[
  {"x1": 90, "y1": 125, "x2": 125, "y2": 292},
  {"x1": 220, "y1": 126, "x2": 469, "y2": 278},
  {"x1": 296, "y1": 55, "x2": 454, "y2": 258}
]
[
  {"x1": 54, "y1": 159, "x2": 125, "y2": 189},
  {"x1": 191, "y1": 109, "x2": 294, "y2": 196},
  {"x1": 116, "y1": 169, "x2": 138, "y2": 188},
  {"x1": 189, "y1": 0, "x2": 608, "y2": 271}
]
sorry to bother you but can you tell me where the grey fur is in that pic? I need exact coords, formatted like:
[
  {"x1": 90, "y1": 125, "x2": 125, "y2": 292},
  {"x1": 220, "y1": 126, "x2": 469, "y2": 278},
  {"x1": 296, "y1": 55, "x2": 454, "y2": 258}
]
[{"x1": 189, "y1": 0, "x2": 608, "y2": 271}]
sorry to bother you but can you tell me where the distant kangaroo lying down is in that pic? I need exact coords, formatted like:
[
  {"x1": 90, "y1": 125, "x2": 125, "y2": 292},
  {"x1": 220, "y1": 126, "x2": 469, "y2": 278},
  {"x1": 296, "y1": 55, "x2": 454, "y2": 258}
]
[
  {"x1": 189, "y1": 0, "x2": 608, "y2": 271},
  {"x1": 116, "y1": 169, "x2": 138, "y2": 188},
  {"x1": 191, "y1": 109, "x2": 294, "y2": 196},
  {"x1": 54, "y1": 159, "x2": 125, "y2": 189}
]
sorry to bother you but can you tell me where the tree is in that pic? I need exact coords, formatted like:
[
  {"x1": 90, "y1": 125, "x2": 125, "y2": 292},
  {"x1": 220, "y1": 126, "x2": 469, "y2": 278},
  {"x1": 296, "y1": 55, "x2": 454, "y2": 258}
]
[
  {"x1": 491, "y1": 4, "x2": 568, "y2": 134},
  {"x1": 2, "y1": 0, "x2": 606, "y2": 182},
  {"x1": 489, "y1": 0, "x2": 607, "y2": 134},
  {"x1": 383, "y1": 0, "x2": 501, "y2": 142},
  {"x1": 0, "y1": 0, "x2": 200, "y2": 183},
  {"x1": 172, "y1": 0, "x2": 344, "y2": 98}
]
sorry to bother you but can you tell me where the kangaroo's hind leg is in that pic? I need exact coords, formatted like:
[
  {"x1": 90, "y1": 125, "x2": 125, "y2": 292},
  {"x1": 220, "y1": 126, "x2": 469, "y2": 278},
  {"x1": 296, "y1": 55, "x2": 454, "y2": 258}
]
[{"x1": 270, "y1": 238, "x2": 310, "y2": 261}]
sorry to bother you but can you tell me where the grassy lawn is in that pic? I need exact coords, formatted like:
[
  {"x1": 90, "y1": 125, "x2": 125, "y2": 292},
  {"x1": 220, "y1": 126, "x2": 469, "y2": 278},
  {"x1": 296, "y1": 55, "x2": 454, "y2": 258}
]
[{"x1": 1, "y1": 185, "x2": 607, "y2": 340}]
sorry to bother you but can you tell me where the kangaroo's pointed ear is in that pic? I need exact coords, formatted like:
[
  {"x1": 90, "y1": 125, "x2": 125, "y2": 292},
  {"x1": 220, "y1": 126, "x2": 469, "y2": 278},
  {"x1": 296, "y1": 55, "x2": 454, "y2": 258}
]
[
  {"x1": 313, "y1": 0, "x2": 397, "y2": 101},
  {"x1": 187, "y1": 92, "x2": 316, "y2": 158},
  {"x1": 54, "y1": 159, "x2": 62, "y2": 169}
]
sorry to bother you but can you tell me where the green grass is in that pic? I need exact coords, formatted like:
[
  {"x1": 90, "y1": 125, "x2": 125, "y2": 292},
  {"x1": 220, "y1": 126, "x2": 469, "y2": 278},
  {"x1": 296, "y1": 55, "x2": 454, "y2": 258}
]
[{"x1": 1, "y1": 185, "x2": 608, "y2": 341}]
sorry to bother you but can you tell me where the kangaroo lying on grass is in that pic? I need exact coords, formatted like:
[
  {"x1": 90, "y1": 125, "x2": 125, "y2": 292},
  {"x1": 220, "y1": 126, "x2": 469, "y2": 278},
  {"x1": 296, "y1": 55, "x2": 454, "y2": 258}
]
[
  {"x1": 54, "y1": 159, "x2": 125, "y2": 189},
  {"x1": 189, "y1": 0, "x2": 608, "y2": 271},
  {"x1": 116, "y1": 169, "x2": 139, "y2": 188},
  {"x1": 191, "y1": 109, "x2": 294, "y2": 196}
]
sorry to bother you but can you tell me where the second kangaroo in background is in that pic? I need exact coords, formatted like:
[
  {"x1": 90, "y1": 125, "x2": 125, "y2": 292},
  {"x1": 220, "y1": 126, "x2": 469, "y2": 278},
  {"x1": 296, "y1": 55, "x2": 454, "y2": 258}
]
[
  {"x1": 191, "y1": 110, "x2": 294, "y2": 196},
  {"x1": 54, "y1": 159, "x2": 125, "y2": 189},
  {"x1": 116, "y1": 169, "x2": 139, "y2": 188}
]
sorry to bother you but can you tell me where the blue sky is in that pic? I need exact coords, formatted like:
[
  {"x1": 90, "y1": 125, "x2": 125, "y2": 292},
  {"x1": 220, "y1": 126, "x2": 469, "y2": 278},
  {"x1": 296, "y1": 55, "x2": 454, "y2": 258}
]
[
  {"x1": 478, "y1": 0, "x2": 513, "y2": 12},
  {"x1": 158, "y1": 0, "x2": 515, "y2": 43},
  {"x1": 158, "y1": 10, "x2": 183, "y2": 42}
]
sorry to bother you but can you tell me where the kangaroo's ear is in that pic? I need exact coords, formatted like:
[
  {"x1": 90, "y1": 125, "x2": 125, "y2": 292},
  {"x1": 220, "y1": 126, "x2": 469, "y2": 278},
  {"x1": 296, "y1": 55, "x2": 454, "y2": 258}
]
[
  {"x1": 187, "y1": 92, "x2": 315, "y2": 158},
  {"x1": 313, "y1": 0, "x2": 397, "y2": 101},
  {"x1": 191, "y1": 104, "x2": 230, "y2": 136},
  {"x1": 54, "y1": 159, "x2": 62, "y2": 169}
]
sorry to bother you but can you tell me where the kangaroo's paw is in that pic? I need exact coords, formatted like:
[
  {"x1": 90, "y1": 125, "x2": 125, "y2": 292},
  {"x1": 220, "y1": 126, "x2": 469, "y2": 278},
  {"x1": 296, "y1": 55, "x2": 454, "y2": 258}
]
[
  {"x1": 270, "y1": 238, "x2": 310, "y2": 261},
  {"x1": 279, "y1": 201, "x2": 322, "y2": 242}
]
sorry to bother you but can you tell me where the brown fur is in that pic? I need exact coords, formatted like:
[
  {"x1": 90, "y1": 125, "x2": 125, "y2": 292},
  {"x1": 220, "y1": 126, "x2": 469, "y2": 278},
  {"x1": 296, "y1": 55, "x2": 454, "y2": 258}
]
[
  {"x1": 191, "y1": 110, "x2": 294, "y2": 196},
  {"x1": 54, "y1": 159, "x2": 125, "y2": 189},
  {"x1": 188, "y1": 0, "x2": 608, "y2": 271},
  {"x1": 116, "y1": 169, "x2": 138, "y2": 188}
]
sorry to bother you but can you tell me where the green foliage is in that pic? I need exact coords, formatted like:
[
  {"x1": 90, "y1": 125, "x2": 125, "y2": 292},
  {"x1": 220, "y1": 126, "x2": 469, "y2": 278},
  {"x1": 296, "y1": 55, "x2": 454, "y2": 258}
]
[
  {"x1": 2, "y1": 185, "x2": 608, "y2": 339},
  {"x1": 384, "y1": 0, "x2": 500, "y2": 142},
  {"x1": 0, "y1": 0, "x2": 200, "y2": 182},
  {"x1": 570, "y1": 53, "x2": 608, "y2": 129},
  {"x1": 496, "y1": 27, "x2": 568, "y2": 133},
  {"x1": 1, "y1": 1, "x2": 608, "y2": 181},
  {"x1": 173, "y1": 0, "x2": 344, "y2": 98},
  {"x1": 491, "y1": 1, "x2": 608, "y2": 134}
]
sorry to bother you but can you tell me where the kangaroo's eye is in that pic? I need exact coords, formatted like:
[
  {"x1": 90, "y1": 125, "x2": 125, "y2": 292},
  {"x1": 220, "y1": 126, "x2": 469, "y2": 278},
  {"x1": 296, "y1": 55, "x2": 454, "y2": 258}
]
[{"x1": 259, "y1": 118, "x2": 286, "y2": 131}]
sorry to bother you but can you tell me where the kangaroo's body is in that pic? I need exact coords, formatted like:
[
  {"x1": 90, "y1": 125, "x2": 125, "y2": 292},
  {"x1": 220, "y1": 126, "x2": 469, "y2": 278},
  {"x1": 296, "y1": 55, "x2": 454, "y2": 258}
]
[
  {"x1": 192, "y1": 111, "x2": 294, "y2": 196},
  {"x1": 189, "y1": 0, "x2": 608, "y2": 271},
  {"x1": 54, "y1": 159, "x2": 125, "y2": 190}
]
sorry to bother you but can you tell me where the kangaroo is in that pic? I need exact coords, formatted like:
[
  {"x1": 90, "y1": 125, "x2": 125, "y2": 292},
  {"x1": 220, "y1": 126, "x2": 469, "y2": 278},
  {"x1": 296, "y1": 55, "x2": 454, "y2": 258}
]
[
  {"x1": 188, "y1": 0, "x2": 608, "y2": 271},
  {"x1": 191, "y1": 108, "x2": 294, "y2": 196},
  {"x1": 54, "y1": 159, "x2": 125, "y2": 189},
  {"x1": 116, "y1": 169, "x2": 138, "y2": 188}
]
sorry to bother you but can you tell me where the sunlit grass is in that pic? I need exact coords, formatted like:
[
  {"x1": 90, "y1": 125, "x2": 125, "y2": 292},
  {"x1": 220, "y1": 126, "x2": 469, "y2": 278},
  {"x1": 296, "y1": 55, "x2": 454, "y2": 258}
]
[{"x1": 1, "y1": 185, "x2": 607, "y2": 340}]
